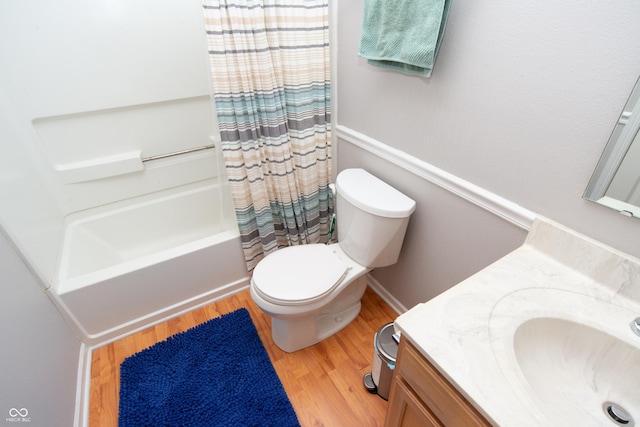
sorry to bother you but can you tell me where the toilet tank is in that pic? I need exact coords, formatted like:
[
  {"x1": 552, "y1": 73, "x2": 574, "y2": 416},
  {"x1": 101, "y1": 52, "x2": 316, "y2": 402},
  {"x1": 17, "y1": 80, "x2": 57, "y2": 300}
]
[{"x1": 335, "y1": 169, "x2": 416, "y2": 268}]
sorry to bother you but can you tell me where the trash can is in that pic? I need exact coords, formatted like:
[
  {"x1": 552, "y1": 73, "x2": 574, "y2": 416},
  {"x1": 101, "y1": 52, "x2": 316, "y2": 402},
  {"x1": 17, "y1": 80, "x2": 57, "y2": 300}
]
[{"x1": 363, "y1": 322, "x2": 399, "y2": 400}]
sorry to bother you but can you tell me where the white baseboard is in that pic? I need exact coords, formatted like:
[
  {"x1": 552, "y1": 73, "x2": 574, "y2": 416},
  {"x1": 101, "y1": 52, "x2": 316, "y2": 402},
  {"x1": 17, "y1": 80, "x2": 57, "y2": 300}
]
[
  {"x1": 74, "y1": 344, "x2": 92, "y2": 427},
  {"x1": 335, "y1": 125, "x2": 536, "y2": 231},
  {"x1": 366, "y1": 273, "x2": 408, "y2": 315}
]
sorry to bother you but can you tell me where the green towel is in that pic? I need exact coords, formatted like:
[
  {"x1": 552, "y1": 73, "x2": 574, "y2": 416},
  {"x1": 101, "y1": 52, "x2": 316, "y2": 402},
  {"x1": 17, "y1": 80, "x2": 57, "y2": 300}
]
[{"x1": 358, "y1": 0, "x2": 451, "y2": 78}]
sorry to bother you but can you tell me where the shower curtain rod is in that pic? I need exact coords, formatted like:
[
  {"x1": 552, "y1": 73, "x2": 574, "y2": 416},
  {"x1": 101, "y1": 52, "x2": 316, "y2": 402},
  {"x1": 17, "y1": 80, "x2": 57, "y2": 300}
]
[{"x1": 141, "y1": 144, "x2": 215, "y2": 162}]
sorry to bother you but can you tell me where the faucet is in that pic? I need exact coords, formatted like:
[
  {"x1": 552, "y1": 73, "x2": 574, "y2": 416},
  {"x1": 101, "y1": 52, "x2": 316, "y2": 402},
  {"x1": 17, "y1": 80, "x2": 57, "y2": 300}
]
[{"x1": 631, "y1": 317, "x2": 640, "y2": 337}]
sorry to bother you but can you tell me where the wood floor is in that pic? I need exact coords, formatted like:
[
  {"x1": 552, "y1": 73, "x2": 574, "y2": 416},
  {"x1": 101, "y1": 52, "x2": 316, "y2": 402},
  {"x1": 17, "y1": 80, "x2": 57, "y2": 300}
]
[{"x1": 89, "y1": 286, "x2": 399, "y2": 426}]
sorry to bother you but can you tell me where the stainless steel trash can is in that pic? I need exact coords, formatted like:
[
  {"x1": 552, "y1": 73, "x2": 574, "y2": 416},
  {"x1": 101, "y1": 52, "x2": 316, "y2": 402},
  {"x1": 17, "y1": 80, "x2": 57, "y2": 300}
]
[{"x1": 363, "y1": 322, "x2": 398, "y2": 400}]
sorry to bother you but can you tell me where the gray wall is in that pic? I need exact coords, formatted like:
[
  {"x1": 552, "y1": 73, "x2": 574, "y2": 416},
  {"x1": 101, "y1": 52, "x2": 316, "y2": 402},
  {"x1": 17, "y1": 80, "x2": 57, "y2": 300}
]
[
  {"x1": 338, "y1": 142, "x2": 527, "y2": 309},
  {"x1": 0, "y1": 226, "x2": 80, "y2": 427},
  {"x1": 336, "y1": 1, "x2": 640, "y2": 309}
]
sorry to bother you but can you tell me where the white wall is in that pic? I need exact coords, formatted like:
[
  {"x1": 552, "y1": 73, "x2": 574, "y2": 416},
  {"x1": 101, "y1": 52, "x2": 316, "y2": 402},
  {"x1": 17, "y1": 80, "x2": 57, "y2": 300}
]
[
  {"x1": 0, "y1": 89, "x2": 65, "y2": 286},
  {"x1": 0, "y1": 0, "x2": 220, "y2": 285},
  {"x1": 0, "y1": 226, "x2": 80, "y2": 427},
  {"x1": 336, "y1": 1, "x2": 640, "y2": 308}
]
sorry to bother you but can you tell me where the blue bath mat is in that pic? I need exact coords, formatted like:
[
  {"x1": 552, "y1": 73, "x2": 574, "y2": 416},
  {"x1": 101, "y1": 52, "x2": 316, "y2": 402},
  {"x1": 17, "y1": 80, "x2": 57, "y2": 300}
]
[{"x1": 118, "y1": 308, "x2": 300, "y2": 427}]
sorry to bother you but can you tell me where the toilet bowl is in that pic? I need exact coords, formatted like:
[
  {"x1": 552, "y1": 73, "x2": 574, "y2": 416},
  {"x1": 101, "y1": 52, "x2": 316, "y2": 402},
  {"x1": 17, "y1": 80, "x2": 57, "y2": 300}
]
[
  {"x1": 250, "y1": 168, "x2": 416, "y2": 352},
  {"x1": 251, "y1": 243, "x2": 370, "y2": 352}
]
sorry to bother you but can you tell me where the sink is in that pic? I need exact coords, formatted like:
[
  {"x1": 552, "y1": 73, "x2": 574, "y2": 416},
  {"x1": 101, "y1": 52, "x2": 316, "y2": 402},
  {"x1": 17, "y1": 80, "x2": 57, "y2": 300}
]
[
  {"x1": 394, "y1": 218, "x2": 640, "y2": 427},
  {"x1": 489, "y1": 288, "x2": 640, "y2": 426},
  {"x1": 515, "y1": 318, "x2": 639, "y2": 426}
]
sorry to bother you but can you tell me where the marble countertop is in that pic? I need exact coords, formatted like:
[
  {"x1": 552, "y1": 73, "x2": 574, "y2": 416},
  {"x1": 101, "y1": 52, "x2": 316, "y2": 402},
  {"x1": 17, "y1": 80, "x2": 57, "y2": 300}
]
[{"x1": 394, "y1": 216, "x2": 640, "y2": 426}]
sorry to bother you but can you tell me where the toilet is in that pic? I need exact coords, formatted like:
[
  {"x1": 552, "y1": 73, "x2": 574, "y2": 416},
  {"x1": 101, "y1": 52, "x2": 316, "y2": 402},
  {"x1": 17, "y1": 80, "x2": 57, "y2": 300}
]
[{"x1": 250, "y1": 168, "x2": 416, "y2": 352}]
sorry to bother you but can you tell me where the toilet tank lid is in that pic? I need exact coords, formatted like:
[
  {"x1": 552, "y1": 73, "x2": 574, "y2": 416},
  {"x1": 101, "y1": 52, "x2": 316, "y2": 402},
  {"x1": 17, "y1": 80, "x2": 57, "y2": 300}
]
[{"x1": 336, "y1": 169, "x2": 416, "y2": 218}]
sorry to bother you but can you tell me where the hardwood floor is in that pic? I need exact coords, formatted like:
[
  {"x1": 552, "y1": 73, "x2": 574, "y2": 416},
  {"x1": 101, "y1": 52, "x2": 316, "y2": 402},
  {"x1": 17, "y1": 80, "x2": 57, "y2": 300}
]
[{"x1": 89, "y1": 286, "x2": 399, "y2": 426}]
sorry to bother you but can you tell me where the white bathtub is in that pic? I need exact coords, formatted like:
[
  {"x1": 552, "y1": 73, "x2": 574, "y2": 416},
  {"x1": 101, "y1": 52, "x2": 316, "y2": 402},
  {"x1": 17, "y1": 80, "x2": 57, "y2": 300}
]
[{"x1": 51, "y1": 181, "x2": 249, "y2": 345}]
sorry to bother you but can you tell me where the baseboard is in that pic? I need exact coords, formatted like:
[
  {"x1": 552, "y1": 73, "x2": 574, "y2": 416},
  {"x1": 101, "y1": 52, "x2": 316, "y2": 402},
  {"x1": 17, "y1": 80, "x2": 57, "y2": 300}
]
[
  {"x1": 366, "y1": 273, "x2": 408, "y2": 315},
  {"x1": 74, "y1": 343, "x2": 92, "y2": 427},
  {"x1": 335, "y1": 125, "x2": 536, "y2": 231}
]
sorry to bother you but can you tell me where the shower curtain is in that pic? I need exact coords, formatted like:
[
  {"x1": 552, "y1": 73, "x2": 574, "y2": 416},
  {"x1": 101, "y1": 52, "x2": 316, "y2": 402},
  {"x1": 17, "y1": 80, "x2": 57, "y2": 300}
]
[{"x1": 203, "y1": 0, "x2": 333, "y2": 271}]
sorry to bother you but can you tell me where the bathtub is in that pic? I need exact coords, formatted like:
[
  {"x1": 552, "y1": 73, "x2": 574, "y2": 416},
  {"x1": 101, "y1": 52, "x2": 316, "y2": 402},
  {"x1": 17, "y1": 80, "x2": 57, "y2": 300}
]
[{"x1": 50, "y1": 181, "x2": 249, "y2": 345}]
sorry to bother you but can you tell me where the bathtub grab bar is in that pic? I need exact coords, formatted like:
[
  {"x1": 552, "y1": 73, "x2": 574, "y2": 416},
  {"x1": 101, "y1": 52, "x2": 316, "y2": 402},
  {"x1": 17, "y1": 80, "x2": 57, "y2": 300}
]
[{"x1": 142, "y1": 144, "x2": 216, "y2": 163}]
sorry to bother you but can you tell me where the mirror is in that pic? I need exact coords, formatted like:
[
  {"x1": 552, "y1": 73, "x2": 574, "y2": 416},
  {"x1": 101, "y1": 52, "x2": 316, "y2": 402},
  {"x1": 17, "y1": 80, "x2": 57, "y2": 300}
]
[{"x1": 584, "y1": 76, "x2": 640, "y2": 218}]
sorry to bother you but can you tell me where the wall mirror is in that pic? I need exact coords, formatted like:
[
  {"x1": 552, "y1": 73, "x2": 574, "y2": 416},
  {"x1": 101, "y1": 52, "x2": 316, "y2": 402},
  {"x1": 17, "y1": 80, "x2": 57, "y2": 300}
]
[{"x1": 584, "y1": 76, "x2": 640, "y2": 218}]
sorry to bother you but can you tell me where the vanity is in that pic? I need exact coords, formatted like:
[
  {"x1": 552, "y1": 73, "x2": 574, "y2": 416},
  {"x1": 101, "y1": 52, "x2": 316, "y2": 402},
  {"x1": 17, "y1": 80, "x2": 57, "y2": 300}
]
[
  {"x1": 386, "y1": 338, "x2": 490, "y2": 426},
  {"x1": 386, "y1": 216, "x2": 640, "y2": 426}
]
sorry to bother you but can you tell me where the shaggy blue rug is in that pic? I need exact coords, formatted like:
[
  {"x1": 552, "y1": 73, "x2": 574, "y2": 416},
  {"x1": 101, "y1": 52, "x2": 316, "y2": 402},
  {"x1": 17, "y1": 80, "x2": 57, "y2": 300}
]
[{"x1": 118, "y1": 308, "x2": 300, "y2": 427}]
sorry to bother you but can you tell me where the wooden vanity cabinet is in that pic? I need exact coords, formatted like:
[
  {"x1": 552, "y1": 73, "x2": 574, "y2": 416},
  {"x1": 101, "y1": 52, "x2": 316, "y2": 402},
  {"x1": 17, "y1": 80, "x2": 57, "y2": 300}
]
[{"x1": 385, "y1": 339, "x2": 492, "y2": 427}]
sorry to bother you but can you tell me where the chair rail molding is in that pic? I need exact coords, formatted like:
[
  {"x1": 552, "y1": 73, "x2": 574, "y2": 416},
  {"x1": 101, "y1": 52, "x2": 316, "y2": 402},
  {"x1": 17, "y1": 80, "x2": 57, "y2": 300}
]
[{"x1": 335, "y1": 124, "x2": 536, "y2": 231}]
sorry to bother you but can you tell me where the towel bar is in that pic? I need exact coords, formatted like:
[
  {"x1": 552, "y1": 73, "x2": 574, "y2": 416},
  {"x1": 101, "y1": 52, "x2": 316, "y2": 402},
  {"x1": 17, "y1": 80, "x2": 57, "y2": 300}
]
[{"x1": 142, "y1": 144, "x2": 215, "y2": 162}]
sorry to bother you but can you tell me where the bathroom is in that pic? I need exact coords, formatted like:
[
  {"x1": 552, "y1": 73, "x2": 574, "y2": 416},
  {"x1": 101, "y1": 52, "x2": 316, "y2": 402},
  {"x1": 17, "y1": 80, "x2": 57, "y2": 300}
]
[{"x1": 1, "y1": 1, "x2": 639, "y2": 426}]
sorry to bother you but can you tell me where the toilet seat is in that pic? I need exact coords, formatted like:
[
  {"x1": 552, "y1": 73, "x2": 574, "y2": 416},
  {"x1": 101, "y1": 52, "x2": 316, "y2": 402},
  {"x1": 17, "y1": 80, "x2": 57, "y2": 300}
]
[{"x1": 252, "y1": 244, "x2": 348, "y2": 306}]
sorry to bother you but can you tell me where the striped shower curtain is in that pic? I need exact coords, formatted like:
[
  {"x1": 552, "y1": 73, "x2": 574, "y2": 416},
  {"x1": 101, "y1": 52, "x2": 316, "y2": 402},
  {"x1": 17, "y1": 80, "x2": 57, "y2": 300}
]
[{"x1": 203, "y1": 0, "x2": 333, "y2": 271}]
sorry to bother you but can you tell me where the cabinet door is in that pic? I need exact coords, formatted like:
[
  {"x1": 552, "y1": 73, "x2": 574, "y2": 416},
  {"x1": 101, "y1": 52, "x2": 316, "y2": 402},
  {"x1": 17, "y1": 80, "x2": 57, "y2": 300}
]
[
  {"x1": 386, "y1": 339, "x2": 492, "y2": 427},
  {"x1": 397, "y1": 340, "x2": 491, "y2": 427},
  {"x1": 385, "y1": 376, "x2": 443, "y2": 427}
]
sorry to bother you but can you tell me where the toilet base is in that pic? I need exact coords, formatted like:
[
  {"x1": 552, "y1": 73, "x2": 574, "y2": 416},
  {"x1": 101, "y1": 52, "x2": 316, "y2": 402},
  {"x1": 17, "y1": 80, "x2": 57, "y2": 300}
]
[
  {"x1": 272, "y1": 301, "x2": 362, "y2": 353},
  {"x1": 270, "y1": 276, "x2": 368, "y2": 352}
]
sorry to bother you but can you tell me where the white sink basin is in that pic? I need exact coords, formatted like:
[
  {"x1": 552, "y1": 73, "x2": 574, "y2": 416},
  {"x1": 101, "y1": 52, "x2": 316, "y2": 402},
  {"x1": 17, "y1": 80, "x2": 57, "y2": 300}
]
[
  {"x1": 515, "y1": 318, "x2": 639, "y2": 426},
  {"x1": 490, "y1": 288, "x2": 640, "y2": 426}
]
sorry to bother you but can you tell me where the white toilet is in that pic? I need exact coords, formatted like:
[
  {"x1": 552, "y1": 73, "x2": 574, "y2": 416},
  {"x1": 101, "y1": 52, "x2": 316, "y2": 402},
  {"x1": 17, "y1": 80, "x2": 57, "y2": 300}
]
[{"x1": 250, "y1": 168, "x2": 416, "y2": 352}]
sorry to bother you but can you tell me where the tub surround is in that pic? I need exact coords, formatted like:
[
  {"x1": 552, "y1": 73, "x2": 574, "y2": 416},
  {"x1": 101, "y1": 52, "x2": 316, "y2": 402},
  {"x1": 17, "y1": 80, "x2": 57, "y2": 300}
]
[{"x1": 394, "y1": 216, "x2": 640, "y2": 426}]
